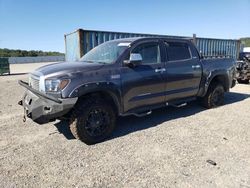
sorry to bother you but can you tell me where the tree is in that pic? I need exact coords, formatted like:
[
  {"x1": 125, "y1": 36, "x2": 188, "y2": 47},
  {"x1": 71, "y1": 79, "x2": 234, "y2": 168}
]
[{"x1": 0, "y1": 48, "x2": 64, "y2": 57}]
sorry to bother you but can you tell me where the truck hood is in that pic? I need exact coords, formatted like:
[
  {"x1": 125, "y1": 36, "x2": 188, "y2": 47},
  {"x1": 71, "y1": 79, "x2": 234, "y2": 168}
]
[{"x1": 34, "y1": 61, "x2": 104, "y2": 76}]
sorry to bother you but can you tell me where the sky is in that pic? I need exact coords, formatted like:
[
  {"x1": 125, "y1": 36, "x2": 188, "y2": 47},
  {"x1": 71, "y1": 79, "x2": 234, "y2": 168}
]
[{"x1": 0, "y1": 0, "x2": 249, "y2": 53}]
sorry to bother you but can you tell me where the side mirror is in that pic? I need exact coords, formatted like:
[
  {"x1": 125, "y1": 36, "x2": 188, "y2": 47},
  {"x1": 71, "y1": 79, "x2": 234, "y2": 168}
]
[{"x1": 124, "y1": 53, "x2": 142, "y2": 67}]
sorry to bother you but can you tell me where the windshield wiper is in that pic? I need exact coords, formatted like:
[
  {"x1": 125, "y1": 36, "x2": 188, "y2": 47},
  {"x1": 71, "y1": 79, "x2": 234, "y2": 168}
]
[
  {"x1": 96, "y1": 61, "x2": 109, "y2": 64},
  {"x1": 81, "y1": 60, "x2": 109, "y2": 64},
  {"x1": 81, "y1": 60, "x2": 95, "y2": 63}
]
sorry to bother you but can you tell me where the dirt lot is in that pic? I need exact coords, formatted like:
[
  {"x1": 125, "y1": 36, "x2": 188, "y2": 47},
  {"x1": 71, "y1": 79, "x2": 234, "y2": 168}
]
[{"x1": 0, "y1": 74, "x2": 250, "y2": 188}]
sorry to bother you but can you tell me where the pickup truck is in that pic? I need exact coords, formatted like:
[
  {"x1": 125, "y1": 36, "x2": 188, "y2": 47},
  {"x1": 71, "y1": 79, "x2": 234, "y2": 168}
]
[{"x1": 19, "y1": 37, "x2": 236, "y2": 144}]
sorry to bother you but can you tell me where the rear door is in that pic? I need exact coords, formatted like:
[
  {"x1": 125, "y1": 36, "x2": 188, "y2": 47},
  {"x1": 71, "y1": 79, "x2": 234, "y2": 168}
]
[
  {"x1": 164, "y1": 41, "x2": 202, "y2": 101},
  {"x1": 121, "y1": 40, "x2": 166, "y2": 112}
]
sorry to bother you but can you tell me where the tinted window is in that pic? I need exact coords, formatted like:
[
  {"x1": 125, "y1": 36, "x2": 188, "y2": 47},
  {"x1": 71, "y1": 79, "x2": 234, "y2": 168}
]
[
  {"x1": 132, "y1": 42, "x2": 161, "y2": 64},
  {"x1": 166, "y1": 42, "x2": 191, "y2": 61}
]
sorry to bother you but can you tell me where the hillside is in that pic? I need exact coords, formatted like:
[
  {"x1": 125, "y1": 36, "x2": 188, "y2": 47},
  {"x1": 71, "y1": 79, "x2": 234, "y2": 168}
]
[
  {"x1": 240, "y1": 38, "x2": 250, "y2": 47},
  {"x1": 0, "y1": 48, "x2": 64, "y2": 57}
]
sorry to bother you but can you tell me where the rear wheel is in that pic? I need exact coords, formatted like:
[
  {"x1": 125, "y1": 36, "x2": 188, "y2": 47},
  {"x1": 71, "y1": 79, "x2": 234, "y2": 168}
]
[
  {"x1": 200, "y1": 83, "x2": 225, "y2": 109},
  {"x1": 69, "y1": 97, "x2": 116, "y2": 145}
]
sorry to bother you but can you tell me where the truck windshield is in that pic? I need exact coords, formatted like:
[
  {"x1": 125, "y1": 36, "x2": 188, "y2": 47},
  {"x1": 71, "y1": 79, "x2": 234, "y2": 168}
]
[{"x1": 80, "y1": 41, "x2": 130, "y2": 64}]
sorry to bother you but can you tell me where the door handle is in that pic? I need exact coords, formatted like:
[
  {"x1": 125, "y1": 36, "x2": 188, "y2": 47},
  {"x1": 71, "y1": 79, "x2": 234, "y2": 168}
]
[
  {"x1": 155, "y1": 68, "x2": 166, "y2": 73},
  {"x1": 192, "y1": 65, "x2": 201, "y2": 69}
]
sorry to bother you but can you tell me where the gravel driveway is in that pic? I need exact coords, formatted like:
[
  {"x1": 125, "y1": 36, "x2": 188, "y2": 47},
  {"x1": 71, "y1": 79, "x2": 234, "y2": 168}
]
[{"x1": 0, "y1": 74, "x2": 250, "y2": 188}]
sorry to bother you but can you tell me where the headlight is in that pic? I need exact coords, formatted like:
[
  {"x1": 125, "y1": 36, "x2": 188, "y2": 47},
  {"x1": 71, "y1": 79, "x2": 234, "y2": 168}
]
[{"x1": 45, "y1": 79, "x2": 70, "y2": 92}]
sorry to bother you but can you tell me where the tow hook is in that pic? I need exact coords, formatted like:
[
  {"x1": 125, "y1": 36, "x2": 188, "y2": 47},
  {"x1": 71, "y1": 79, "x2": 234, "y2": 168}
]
[
  {"x1": 23, "y1": 109, "x2": 26, "y2": 122},
  {"x1": 23, "y1": 115, "x2": 26, "y2": 122},
  {"x1": 18, "y1": 100, "x2": 23, "y2": 106}
]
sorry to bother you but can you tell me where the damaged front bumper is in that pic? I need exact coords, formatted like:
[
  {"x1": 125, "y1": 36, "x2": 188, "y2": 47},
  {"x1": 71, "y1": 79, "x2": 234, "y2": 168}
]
[{"x1": 18, "y1": 80, "x2": 77, "y2": 124}]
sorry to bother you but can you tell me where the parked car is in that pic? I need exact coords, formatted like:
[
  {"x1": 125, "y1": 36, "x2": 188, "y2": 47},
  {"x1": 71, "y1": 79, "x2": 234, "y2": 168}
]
[
  {"x1": 19, "y1": 37, "x2": 236, "y2": 144},
  {"x1": 236, "y1": 52, "x2": 250, "y2": 84}
]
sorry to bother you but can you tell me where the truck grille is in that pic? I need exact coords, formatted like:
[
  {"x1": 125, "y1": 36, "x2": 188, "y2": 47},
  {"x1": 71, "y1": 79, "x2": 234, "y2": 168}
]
[{"x1": 29, "y1": 76, "x2": 40, "y2": 90}]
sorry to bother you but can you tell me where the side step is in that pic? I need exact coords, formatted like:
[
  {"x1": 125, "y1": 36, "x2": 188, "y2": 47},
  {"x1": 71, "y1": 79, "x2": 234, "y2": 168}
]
[
  {"x1": 168, "y1": 102, "x2": 187, "y2": 108},
  {"x1": 122, "y1": 110, "x2": 152, "y2": 117},
  {"x1": 133, "y1": 110, "x2": 152, "y2": 117},
  {"x1": 167, "y1": 97, "x2": 196, "y2": 108},
  {"x1": 121, "y1": 97, "x2": 196, "y2": 118}
]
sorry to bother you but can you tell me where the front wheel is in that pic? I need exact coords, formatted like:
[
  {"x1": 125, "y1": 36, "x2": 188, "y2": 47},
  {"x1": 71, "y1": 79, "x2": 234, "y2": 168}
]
[
  {"x1": 200, "y1": 84, "x2": 225, "y2": 109},
  {"x1": 69, "y1": 98, "x2": 116, "y2": 145}
]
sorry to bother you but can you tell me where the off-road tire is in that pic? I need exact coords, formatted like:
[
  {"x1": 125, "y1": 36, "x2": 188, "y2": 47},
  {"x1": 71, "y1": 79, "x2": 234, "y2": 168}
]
[
  {"x1": 69, "y1": 97, "x2": 116, "y2": 145},
  {"x1": 200, "y1": 83, "x2": 225, "y2": 109}
]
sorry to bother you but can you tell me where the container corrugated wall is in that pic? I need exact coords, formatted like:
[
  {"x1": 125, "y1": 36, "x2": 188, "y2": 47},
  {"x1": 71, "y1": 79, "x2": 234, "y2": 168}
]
[
  {"x1": 0, "y1": 57, "x2": 10, "y2": 75},
  {"x1": 65, "y1": 31, "x2": 81, "y2": 62},
  {"x1": 65, "y1": 29, "x2": 240, "y2": 61},
  {"x1": 196, "y1": 38, "x2": 240, "y2": 59}
]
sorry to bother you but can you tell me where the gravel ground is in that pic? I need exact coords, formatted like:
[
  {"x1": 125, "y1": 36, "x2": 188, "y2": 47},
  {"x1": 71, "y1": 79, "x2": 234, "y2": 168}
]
[{"x1": 0, "y1": 74, "x2": 250, "y2": 188}]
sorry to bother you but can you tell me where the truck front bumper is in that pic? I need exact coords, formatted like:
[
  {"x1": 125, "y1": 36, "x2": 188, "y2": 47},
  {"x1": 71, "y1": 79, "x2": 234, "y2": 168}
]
[{"x1": 18, "y1": 80, "x2": 78, "y2": 124}]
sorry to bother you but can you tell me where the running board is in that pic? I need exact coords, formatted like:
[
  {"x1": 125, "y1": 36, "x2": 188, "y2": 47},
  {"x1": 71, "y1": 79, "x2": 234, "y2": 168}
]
[
  {"x1": 168, "y1": 102, "x2": 187, "y2": 108},
  {"x1": 121, "y1": 97, "x2": 196, "y2": 117},
  {"x1": 133, "y1": 110, "x2": 152, "y2": 117},
  {"x1": 122, "y1": 110, "x2": 152, "y2": 117},
  {"x1": 166, "y1": 97, "x2": 196, "y2": 108}
]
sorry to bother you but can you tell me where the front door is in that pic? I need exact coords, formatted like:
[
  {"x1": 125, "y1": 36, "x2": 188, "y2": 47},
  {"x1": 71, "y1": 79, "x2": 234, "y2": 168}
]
[{"x1": 121, "y1": 40, "x2": 166, "y2": 112}]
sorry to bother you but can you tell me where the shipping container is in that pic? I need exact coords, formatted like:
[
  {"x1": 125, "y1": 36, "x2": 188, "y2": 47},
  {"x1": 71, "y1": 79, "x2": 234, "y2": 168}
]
[
  {"x1": 65, "y1": 29, "x2": 241, "y2": 61},
  {"x1": 0, "y1": 57, "x2": 10, "y2": 75}
]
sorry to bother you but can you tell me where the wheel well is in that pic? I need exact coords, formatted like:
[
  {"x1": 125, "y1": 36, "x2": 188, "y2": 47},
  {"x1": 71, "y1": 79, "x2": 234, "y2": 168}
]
[
  {"x1": 209, "y1": 75, "x2": 229, "y2": 91},
  {"x1": 76, "y1": 91, "x2": 119, "y2": 114}
]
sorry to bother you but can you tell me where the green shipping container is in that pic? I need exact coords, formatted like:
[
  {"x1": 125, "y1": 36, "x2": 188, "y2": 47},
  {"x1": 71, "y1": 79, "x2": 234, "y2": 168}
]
[{"x1": 0, "y1": 57, "x2": 10, "y2": 75}]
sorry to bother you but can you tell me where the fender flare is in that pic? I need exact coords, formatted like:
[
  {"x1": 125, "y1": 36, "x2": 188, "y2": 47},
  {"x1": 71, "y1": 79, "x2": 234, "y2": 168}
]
[
  {"x1": 199, "y1": 70, "x2": 230, "y2": 97},
  {"x1": 69, "y1": 82, "x2": 122, "y2": 113}
]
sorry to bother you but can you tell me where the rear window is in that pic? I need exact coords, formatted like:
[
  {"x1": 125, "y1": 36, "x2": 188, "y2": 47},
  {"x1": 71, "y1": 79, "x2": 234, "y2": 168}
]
[{"x1": 165, "y1": 42, "x2": 191, "y2": 61}]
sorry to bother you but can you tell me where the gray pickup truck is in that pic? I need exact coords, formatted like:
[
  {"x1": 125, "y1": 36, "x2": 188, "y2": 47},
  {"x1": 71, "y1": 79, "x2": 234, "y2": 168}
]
[{"x1": 19, "y1": 37, "x2": 236, "y2": 144}]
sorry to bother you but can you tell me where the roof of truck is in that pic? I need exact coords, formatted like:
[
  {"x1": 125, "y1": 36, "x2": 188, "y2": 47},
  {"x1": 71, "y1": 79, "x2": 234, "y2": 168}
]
[{"x1": 108, "y1": 37, "x2": 192, "y2": 43}]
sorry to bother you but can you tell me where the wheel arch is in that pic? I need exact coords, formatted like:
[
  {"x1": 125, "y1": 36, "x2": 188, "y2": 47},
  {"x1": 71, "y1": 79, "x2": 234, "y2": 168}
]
[
  {"x1": 199, "y1": 71, "x2": 230, "y2": 97},
  {"x1": 69, "y1": 82, "x2": 122, "y2": 115},
  {"x1": 208, "y1": 74, "x2": 229, "y2": 92}
]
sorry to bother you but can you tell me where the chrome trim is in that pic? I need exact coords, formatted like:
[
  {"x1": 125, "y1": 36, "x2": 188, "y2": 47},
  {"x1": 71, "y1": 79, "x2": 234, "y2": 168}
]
[
  {"x1": 167, "y1": 57, "x2": 193, "y2": 63},
  {"x1": 40, "y1": 74, "x2": 45, "y2": 92},
  {"x1": 29, "y1": 74, "x2": 40, "y2": 91},
  {"x1": 192, "y1": 65, "x2": 201, "y2": 69},
  {"x1": 29, "y1": 71, "x2": 45, "y2": 92},
  {"x1": 137, "y1": 93, "x2": 151, "y2": 97},
  {"x1": 155, "y1": 68, "x2": 166, "y2": 73}
]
